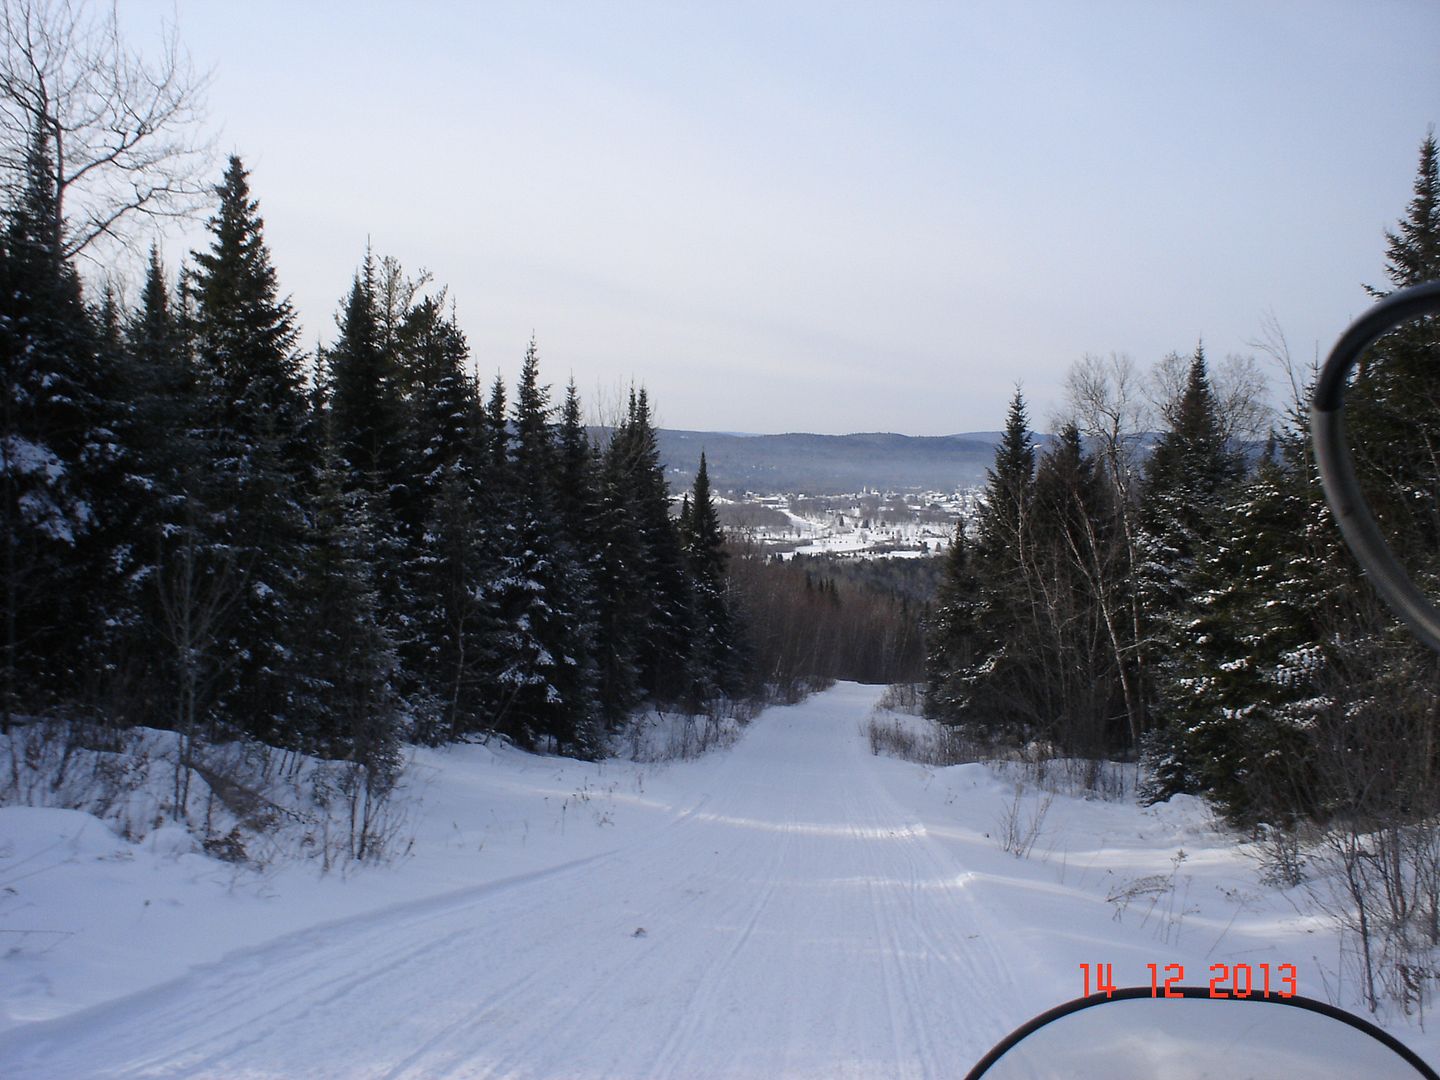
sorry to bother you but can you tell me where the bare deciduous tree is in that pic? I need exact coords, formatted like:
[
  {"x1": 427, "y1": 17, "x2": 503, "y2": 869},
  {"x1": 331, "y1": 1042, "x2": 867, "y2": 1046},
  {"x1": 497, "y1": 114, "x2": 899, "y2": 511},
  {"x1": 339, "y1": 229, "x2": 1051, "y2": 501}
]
[
  {"x1": 1064, "y1": 352, "x2": 1149, "y2": 496},
  {"x1": 0, "y1": 0, "x2": 210, "y2": 261},
  {"x1": 1063, "y1": 353, "x2": 1150, "y2": 746}
]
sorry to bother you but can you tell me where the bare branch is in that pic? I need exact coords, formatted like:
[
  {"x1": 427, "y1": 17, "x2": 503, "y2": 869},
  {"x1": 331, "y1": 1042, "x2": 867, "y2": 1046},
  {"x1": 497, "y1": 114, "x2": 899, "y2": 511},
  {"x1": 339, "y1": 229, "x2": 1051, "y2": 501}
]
[
  {"x1": 1064, "y1": 352, "x2": 1149, "y2": 499},
  {"x1": 1212, "y1": 352, "x2": 1272, "y2": 446},
  {"x1": 0, "y1": 0, "x2": 211, "y2": 262}
]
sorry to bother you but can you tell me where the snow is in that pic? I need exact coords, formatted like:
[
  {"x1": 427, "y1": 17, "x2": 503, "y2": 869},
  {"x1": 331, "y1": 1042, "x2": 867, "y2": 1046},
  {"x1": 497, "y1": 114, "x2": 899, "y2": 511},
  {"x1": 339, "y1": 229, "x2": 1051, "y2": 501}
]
[
  {"x1": 724, "y1": 492, "x2": 966, "y2": 561},
  {"x1": 0, "y1": 683, "x2": 1435, "y2": 1077}
]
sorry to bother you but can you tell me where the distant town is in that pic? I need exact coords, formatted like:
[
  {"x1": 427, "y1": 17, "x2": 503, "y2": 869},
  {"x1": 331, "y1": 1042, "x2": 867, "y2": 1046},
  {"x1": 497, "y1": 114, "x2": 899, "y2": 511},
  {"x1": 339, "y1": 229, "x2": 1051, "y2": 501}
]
[{"x1": 712, "y1": 488, "x2": 980, "y2": 560}]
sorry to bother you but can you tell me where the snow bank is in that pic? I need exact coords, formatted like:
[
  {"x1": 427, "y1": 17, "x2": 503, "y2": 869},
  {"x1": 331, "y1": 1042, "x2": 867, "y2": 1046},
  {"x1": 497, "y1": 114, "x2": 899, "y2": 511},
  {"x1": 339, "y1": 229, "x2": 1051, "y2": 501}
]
[{"x1": 0, "y1": 684, "x2": 1434, "y2": 1076}]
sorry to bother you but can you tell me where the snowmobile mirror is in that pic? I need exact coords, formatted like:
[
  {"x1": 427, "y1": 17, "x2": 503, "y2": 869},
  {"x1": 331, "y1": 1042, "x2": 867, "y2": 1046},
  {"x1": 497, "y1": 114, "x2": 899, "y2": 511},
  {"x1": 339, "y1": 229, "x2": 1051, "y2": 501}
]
[
  {"x1": 964, "y1": 987, "x2": 1439, "y2": 1079},
  {"x1": 1312, "y1": 278, "x2": 1440, "y2": 653}
]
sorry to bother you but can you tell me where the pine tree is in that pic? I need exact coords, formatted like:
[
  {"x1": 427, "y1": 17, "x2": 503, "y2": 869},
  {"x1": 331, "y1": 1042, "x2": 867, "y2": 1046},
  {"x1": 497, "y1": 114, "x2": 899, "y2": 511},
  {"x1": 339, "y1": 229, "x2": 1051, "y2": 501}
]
[
  {"x1": 924, "y1": 519, "x2": 980, "y2": 719},
  {"x1": 392, "y1": 295, "x2": 493, "y2": 742},
  {"x1": 1137, "y1": 346, "x2": 1246, "y2": 798},
  {"x1": 484, "y1": 374, "x2": 511, "y2": 490},
  {"x1": 555, "y1": 380, "x2": 597, "y2": 546},
  {"x1": 326, "y1": 251, "x2": 405, "y2": 484},
  {"x1": 293, "y1": 435, "x2": 404, "y2": 772},
  {"x1": 957, "y1": 388, "x2": 1039, "y2": 736},
  {"x1": 1348, "y1": 132, "x2": 1440, "y2": 553},
  {"x1": 680, "y1": 451, "x2": 738, "y2": 705},
  {"x1": 594, "y1": 418, "x2": 646, "y2": 726},
  {"x1": 186, "y1": 155, "x2": 313, "y2": 746},
  {"x1": 488, "y1": 340, "x2": 601, "y2": 755},
  {"x1": 1373, "y1": 131, "x2": 1440, "y2": 295},
  {"x1": 189, "y1": 157, "x2": 306, "y2": 444},
  {"x1": 1162, "y1": 432, "x2": 1342, "y2": 822},
  {"x1": 601, "y1": 388, "x2": 692, "y2": 706},
  {"x1": 321, "y1": 251, "x2": 412, "y2": 651},
  {"x1": 0, "y1": 123, "x2": 108, "y2": 722}
]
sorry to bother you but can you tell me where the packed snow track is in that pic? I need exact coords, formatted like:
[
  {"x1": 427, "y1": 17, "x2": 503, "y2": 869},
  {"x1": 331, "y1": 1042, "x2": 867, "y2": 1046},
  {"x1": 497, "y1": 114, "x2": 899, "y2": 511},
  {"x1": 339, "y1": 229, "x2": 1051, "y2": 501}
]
[{"x1": 0, "y1": 686, "x2": 1055, "y2": 1077}]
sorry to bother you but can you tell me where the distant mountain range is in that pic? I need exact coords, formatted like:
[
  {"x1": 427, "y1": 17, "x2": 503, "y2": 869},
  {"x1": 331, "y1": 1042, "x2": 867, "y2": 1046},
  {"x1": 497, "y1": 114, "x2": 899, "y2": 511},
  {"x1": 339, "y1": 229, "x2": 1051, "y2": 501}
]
[{"x1": 654, "y1": 430, "x2": 1038, "y2": 495}]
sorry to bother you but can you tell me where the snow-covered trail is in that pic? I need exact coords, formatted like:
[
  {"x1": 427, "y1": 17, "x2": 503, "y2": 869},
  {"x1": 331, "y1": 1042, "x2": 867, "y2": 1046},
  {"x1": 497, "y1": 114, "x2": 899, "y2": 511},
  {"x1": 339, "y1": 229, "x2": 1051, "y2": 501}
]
[{"x1": 0, "y1": 684, "x2": 1035, "y2": 1079}]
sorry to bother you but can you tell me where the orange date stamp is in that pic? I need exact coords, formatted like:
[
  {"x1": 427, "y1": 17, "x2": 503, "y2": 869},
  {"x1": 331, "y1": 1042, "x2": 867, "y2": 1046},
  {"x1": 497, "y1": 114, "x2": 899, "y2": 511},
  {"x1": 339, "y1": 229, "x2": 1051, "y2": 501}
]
[{"x1": 1080, "y1": 962, "x2": 1298, "y2": 999}]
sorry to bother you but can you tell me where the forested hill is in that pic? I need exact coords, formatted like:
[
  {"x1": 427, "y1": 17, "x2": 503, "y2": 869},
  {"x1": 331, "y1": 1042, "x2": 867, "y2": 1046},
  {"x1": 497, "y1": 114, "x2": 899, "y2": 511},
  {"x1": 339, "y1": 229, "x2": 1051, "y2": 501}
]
[{"x1": 653, "y1": 430, "x2": 1032, "y2": 495}]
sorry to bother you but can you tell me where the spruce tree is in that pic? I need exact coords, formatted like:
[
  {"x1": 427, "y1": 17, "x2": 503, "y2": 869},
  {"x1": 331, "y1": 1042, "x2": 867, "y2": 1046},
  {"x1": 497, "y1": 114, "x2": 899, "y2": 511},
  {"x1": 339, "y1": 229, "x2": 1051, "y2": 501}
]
[
  {"x1": 924, "y1": 519, "x2": 980, "y2": 720},
  {"x1": 0, "y1": 123, "x2": 108, "y2": 722},
  {"x1": 189, "y1": 157, "x2": 306, "y2": 444},
  {"x1": 601, "y1": 388, "x2": 693, "y2": 706},
  {"x1": 326, "y1": 251, "x2": 405, "y2": 484},
  {"x1": 1348, "y1": 132, "x2": 1440, "y2": 553},
  {"x1": 1148, "y1": 136, "x2": 1440, "y2": 822},
  {"x1": 680, "y1": 451, "x2": 738, "y2": 705},
  {"x1": 1297, "y1": 132, "x2": 1440, "y2": 826},
  {"x1": 1137, "y1": 346, "x2": 1245, "y2": 798},
  {"x1": 959, "y1": 388, "x2": 1038, "y2": 737},
  {"x1": 489, "y1": 341, "x2": 601, "y2": 755},
  {"x1": 322, "y1": 251, "x2": 411, "y2": 644},
  {"x1": 1373, "y1": 132, "x2": 1440, "y2": 295},
  {"x1": 594, "y1": 418, "x2": 646, "y2": 726},
  {"x1": 186, "y1": 155, "x2": 313, "y2": 746},
  {"x1": 120, "y1": 248, "x2": 243, "y2": 741},
  {"x1": 555, "y1": 380, "x2": 598, "y2": 546},
  {"x1": 292, "y1": 434, "x2": 404, "y2": 777},
  {"x1": 1162, "y1": 433, "x2": 1340, "y2": 822},
  {"x1": 393, "y1": 296, "x2": 493, "y2": 742}
]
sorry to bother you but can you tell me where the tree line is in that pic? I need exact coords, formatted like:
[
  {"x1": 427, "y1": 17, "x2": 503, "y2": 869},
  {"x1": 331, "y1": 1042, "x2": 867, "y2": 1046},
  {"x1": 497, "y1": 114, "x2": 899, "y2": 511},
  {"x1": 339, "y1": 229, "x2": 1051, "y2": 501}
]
[
  {"x1": 1, "y1": 141, "x2": 745, "y2": 795},
  {"x1": 726, "y1": 550, "x2": 931, "y2": 701},
  {"x1": 927, "y1": 133, "x2": 1440, "y2": 833}
]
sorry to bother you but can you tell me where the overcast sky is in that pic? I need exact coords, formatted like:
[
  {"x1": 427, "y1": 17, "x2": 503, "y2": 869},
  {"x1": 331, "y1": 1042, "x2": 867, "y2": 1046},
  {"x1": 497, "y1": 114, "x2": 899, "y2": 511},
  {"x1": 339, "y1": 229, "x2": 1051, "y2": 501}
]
[{"x1": 122, "y1": 1, "x2": 1439, "y2": 436}]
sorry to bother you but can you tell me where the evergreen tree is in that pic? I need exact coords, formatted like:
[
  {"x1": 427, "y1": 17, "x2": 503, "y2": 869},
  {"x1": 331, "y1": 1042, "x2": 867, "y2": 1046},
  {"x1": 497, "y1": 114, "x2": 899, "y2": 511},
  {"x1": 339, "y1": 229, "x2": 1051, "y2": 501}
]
[
  {"x1": 1142, "y1": 136, "x2": 1440, "y2": 822},
  {"x1": 0, "y1": 123, "x2": 109, "y2": 722},
  {"x1": 554, "y1": 380, "x2": 607, "y2": 739},
  {"x1": 293, "y1": 434, "x2": 404, "y2": 772},
  {"x1": 594, "y1": 418, "x2": 646, "y2": 726},
  {"x1": 321, "y1": 251, "x2": 412, "y2": 646},
  {"x1": 489, "y1": 340, "x2": 601, "y2": 755},
  {"x1": 1373, "y1": 131, "x2": 1440, "y2": 295},
  {"x1": 393, "y1": 295, "x2": 493, "y2": 742},
  {"x1": 1160, "y1": 432, "x2": 1343, "y2": 822},
  {"x1": 555, "y1": 380, "x2": 597, "y2": 546},
  {"x1": 1137, "y1": 346, "x2": 1246, "y2": 797},
  {"x1": 484, "y1": 374, "x2": 511, "y2": 490},
  {"x1": 1138, "y1": 347, "x2": 1240, "y2": 562},
  {"x1": 1294, "y1": 132, "x2": 1440, "y2": 826},
  {"x1": 1348, "y1": 132, "x2": 1440, "y2": 553},
  {"x1": 326, "y1": 251, "x2": 405, "y2": 485},
  {"x1": 601, "y1": 388, "x2": 692, "y2": 706},
  {"x1": 117, "y1": 249, "x2": 236, "y2": 738},
  {"x1": 186, "y1": 155, "x2": 313, "y2": 746},
  {"x1": 957, "y1": 388, "x2": 1039, "y2": 736},
  {"x1": 189, "y1": 157, "x2": 306, "y2": 445},
  {"x1": 680, "y1": 451, "x2": 738, "y2": 705},
  {"x1": 924, "y1": 519, "x2": 980, "y2": 719}
]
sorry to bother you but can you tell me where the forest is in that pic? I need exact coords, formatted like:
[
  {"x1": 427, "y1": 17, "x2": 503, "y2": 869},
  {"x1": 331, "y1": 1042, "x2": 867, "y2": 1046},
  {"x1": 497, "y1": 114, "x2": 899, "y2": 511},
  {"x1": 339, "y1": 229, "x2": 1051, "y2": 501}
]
[
  {"x1": 0, "y1": 0, "x2": 951, "y2": 832},
  {"x1": 3, "y1": 0, "x2": 1440, "y2": 896},
  {"x1": 923, "y1": 135, "x2": 1440, "y2": 1008},
  {"x1": 4, "y1": 132, "x2": 766, "y2": 779}
]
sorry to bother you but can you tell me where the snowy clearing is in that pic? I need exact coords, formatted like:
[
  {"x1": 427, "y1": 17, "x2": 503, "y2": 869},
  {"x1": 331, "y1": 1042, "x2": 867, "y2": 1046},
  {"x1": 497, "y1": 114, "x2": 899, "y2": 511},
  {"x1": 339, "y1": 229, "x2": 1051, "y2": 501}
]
[{"x1": 0, "y1": 682, "x2": 1434, "y2": 1077}]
